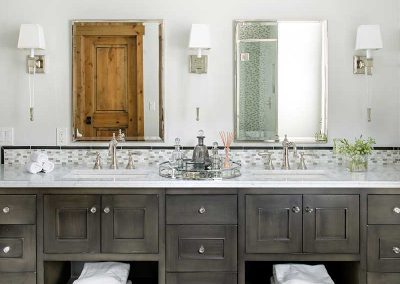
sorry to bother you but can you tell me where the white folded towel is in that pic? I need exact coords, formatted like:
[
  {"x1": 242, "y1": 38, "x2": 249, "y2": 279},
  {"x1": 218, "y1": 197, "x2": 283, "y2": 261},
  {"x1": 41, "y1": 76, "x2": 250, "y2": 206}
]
[
  {"x1": 273, "y1": 264, "x2": 334, "y2": 284},
  {"x1": 42, "y1": 161, "x2": 55, "y2": 173},
  {"x1": 73, "y1": 262, "x2": 130, "y2": 284},
  {"x1": 25, "y1": 162, "x2": 43, "y2": 174},
  {"x1": 30, "y1": 152, "x2": 49, "y2": 164}
]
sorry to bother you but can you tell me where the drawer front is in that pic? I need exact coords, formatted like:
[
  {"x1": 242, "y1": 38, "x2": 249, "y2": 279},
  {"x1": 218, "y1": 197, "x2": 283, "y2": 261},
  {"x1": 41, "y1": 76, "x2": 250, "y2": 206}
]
[
  {"x1": 167, "y1": 272, "x2": 237, "y2": 284},
  {"x1": 368, "y1": 273, "x2": 400, "y2": 284},
  {"x1": 166, "y1": 195, "x2": 237, "y2": 225},
  {"x1": 166, "y1": 225, "x2": 237, "y2": 272},
  {"x1": 0, "y1": 196, "x2": 36, "y2": 225},
  {"x1": 368, "y1": 225, "x2": 400, "y2": 272},
  {"x1": 0, "y1": 272, "x2": 36, "y2": 284},
  {"x1": 368, "y1": 195, "x2": 400, "y2": 224},
  {"x1": 0, "y1": 225, "x2": 36, "y2": 272}
]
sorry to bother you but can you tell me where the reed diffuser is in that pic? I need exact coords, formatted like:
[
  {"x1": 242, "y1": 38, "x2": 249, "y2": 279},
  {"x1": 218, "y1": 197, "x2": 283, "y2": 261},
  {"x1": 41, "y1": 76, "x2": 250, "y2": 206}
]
[{"x1": 219, "y1": 131, "x2": 234, "y2": 169}]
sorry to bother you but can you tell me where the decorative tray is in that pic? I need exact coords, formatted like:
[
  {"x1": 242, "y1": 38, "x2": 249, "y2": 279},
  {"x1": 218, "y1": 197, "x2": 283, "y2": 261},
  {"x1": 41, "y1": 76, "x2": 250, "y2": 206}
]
[{"x1": 159, "y1": 159, "x2": 241, "y2": 180}]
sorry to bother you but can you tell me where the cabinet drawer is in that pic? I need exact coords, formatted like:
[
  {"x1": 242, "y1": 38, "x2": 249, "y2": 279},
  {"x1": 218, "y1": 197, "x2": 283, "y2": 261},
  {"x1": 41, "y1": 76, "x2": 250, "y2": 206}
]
[
  {"x1": 0, "y1": 196, "x2": 36, "y2": 225},
  {"x1": 369, "y1": 195, "x2": 400, "y2": 224},
  {"x1": 166, "y1": 225, "x2": 237, "y2": 272},
  {"x1": 0, "y1": 225, "x2": 36, "y2": 272},
  {"x1": 167, "y1": 272, "x2": 237, "y2": 284},
  {"x1": 0, "y1": 272, "x2": 36, "y2": 284},
  {"x1": 368, "y1": 273, "x2": 400, "y2": 284},
  {"x1": 166, "y1": 195, "x2": 237, "y2": 225},
  {"x1": 368, "y1": 225, "x2": 400, "y2": 272}
]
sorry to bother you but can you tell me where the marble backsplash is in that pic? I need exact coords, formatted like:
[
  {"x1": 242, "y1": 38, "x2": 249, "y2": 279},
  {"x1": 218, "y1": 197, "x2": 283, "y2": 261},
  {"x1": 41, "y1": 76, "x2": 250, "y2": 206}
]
[{"x1": 2, "y1": 147, "x2": 400, "y2": 169}]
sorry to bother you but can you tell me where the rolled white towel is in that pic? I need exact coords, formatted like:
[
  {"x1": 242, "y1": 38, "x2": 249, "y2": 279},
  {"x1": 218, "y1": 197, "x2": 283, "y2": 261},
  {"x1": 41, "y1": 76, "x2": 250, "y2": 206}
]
[
  {"x1": 30, "y1": 152, "x2": 49, "y2": 164},
  {"x1": 273, "y1": 264, "x2": 334, "y2": 284},
  {"x1": 25, "y1": 162, "x2": 43, "y2": 174},
  {"x1": 42, "y1": 161, "x2": 55, "y2": 173}
]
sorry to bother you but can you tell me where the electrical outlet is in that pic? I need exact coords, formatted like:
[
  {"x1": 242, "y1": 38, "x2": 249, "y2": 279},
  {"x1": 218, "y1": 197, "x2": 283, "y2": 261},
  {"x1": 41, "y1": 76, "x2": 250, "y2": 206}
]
[
  {"x1": 56, "y1": 128, "x2": 67, "y2": 146},
  {"x1": 0, "y1": 128, "x2": 14, "y2": 145}
]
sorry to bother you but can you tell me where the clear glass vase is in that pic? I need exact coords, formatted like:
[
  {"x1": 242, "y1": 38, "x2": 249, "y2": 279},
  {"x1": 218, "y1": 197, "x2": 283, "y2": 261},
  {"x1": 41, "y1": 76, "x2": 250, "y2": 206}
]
[{"x1": 347, "y1": 154, "x2": 369, "y2": 172}]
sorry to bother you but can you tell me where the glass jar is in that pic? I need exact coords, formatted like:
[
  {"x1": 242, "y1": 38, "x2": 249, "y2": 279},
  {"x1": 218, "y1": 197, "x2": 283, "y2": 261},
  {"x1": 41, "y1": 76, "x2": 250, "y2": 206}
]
[{"x1": 347, "y1": 154, "x2": 369, "y2": 172}]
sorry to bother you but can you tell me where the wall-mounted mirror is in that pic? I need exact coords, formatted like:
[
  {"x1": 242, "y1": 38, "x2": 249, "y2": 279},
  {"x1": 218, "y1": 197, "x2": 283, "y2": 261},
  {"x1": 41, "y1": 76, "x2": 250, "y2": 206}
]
[
  {"x1": 72, "y1": 20, "x2": 164, "y2": 141},
  {"x1": 234, "y1": 20, "x2": 328, "y2": 143}
]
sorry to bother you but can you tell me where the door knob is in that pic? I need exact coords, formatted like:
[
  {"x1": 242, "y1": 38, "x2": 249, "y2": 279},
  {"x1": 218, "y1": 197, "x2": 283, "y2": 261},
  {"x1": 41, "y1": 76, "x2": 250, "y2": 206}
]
[
  {"x1": 393, "y1": 247, "x2": 400, "y2": 254},
  {"x1": 292, "y1": 206, "x2": 301, "y2": 213},
  {"x1": 2, "y1": 207, "x2": 10, "y2": 214},
  {"x1": 393, "y1": 207, "x2": 400, "y2": 214},
  {"x1": 198, "y1": 207, "x2": 206, "y2": 214},
  {"x1": 103, "y1": 207, "x2": 111, "y2": 214},
  {"x1": 90, "y1": 207, "x2": 97, "y2": 214},
  {"x1": 305, "y1": 207, "x2": 314, "y2": 213},
  {"x1": 198, "y1": 245, "x2": 205, "y2": 254},
  {"x1": 3, "y1": 246, "x2": 10, "y2": 254}
]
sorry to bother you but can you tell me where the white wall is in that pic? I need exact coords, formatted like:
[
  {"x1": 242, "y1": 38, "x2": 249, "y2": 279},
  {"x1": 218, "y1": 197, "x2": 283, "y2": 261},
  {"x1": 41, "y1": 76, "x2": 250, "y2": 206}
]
[{"x1": 0, "y1": 0, "x2": 399, "y2": 147}]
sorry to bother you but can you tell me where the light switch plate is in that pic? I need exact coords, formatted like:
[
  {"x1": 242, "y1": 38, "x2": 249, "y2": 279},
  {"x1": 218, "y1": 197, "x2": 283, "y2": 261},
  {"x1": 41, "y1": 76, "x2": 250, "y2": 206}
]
[
  {"x1": 0, "y1": 128, "x2": 14, "y2": 145},
  {"x1": 56, "y1": 128, "x2": 67, "y2": 146}
]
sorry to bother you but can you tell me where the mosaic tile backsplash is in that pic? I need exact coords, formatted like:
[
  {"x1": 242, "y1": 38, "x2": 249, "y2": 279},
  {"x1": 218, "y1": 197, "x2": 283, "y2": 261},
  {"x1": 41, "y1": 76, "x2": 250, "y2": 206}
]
[{"x1": 3, "y1": 147, "x2": 400, "y2": 169}]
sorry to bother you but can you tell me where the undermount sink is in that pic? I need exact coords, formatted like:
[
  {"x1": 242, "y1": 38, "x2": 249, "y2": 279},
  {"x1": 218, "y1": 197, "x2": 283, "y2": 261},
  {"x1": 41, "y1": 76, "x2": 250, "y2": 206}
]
[
  {"x1": 251, "y1": 169, "x2": 328, "y2": 176},
  {"x1": 63, "y1": 169, "x2": 152, "y2": 180}
]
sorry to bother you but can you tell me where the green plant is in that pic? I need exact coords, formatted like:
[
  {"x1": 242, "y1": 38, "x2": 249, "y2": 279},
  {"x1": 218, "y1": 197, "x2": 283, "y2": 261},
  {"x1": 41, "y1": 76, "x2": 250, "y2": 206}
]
[{"x1": 334, "y1": 136, "x2": 376, "y2": 157}]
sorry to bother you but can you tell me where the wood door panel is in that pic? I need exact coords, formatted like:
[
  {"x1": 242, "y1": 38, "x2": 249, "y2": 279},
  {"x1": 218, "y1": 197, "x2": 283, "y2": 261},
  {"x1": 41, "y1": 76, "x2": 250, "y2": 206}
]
[
  {"x1": 101, "y1": 195, "x2": 158, "y2": 254},
  {"x1": 73, "y1": 22, "x2": 144, "y2": 139},
  {"x1": 303, "y1": 195, "x2": 359, "y2": 254},
  {"x1": 245, "y1": 195, "x2": 302, "y2": 254},
  {"x1": 44, "y1": 195, "x2": 101, "y2": 254}
]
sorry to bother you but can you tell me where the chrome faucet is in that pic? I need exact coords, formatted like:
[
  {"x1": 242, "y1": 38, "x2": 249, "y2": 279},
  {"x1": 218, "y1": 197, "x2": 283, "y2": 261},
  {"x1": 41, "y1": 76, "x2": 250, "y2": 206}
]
[
  {"x1": 109, "y1": 130, "x2": 125, "y2": 170},
  {"x1": 281, "y1": 134, "x2": 297, "y2": 170}
]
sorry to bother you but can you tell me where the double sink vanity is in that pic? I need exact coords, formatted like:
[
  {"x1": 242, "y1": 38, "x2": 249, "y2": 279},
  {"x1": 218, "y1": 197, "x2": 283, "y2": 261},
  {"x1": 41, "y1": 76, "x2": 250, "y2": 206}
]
[{"x1": 0, "y1": 157, "x2": 400, "y2": 284}]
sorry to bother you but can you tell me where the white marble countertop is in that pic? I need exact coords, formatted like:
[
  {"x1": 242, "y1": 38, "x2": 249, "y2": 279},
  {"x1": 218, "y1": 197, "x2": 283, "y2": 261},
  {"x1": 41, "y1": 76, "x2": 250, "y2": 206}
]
[{"x1": 0, "y1": 164, "x2": 400, "y2": 188}]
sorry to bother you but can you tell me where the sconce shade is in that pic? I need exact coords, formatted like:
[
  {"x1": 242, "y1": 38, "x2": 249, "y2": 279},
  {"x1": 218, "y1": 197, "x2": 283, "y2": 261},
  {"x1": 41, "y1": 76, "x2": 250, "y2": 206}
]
[
  {"x1": 355, "y1": 25, "x2": 382, "y2": 51},
  {"x1": 189, "y1": 24, "x2": 211, "y2": 49},
  {"x1": 18, "y1": 24, "x2": 46, "y2": 50}
]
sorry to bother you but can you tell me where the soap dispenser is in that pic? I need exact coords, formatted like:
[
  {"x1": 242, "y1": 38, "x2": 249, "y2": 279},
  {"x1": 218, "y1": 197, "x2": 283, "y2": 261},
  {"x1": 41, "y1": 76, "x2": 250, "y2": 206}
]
[{"x1": 192, "y1": 130, "x2": 211, "y2": 169}]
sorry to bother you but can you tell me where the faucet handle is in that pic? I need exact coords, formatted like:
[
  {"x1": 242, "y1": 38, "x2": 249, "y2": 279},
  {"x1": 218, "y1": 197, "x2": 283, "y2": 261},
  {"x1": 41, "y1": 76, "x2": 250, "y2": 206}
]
[
  {"x1": 117, "y1": 129, "x2": 125, "y2": 142},
  {"x1": 93, "y1": 152, "x2": 102, "y2": 170},
  {"x1": 297, "y1": 152, "x2": 307, "y2": 170},
  {"x1": 259, "y1": 152, "x2": 274, "y2": 170},
  {"x1": 126, "y1": 152, "x2": 135, "y2": 169}
]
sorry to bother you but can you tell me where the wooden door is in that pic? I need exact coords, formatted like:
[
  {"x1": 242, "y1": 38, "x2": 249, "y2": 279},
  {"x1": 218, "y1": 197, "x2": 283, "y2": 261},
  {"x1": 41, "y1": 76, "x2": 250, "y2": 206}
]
[
  {"x1": 303, "y1": 195, "x2": 359, "y2": 254},
  {"x1": 101, "y1": 195, "x2": 159, "y2": 253},
  {"x1": 44, "y1": 195, "x2": 101, "y2": 253},
  {"x1": 245, "y1": 195, "x2": 302, "y2": 253},
  {"x1": 73, "y1": 22, "x2": 144, "y2": 139}
]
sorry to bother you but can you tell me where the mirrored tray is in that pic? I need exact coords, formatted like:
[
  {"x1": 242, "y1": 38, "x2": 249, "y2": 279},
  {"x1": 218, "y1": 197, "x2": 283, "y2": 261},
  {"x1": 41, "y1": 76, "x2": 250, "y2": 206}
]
[{"x1": 159, "y1": 159, "x2": 241, "y2": 180}]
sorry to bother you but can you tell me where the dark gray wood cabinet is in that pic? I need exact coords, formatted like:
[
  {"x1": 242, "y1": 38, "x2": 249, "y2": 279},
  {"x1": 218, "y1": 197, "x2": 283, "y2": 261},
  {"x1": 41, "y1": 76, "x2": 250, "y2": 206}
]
[
  {"x1": 246, "y1": 195, "x2": 302, "y2": 254},
  {"x1": 44, "y1": 195, "x2": 101, "y2": 254},
  {"x1": 246, "y1": 194, "x2": 359, "y2": 254},
  {"x1": 101, "y1": 194, "x2": 159, "y2": 254},
  {"x1": 44, "y1": 194, "x2": 159, "y2": 254},
  {"x1": 303, "y1": 195, "x2": 359, "y2": 254},
  {"x1": 166, "y1": 272, "x2": 237, "y2": 284}
]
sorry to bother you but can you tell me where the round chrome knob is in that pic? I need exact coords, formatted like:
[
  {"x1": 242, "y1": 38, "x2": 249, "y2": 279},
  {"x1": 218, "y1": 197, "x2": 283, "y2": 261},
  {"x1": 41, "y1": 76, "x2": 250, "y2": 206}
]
[
  {"x1": 198, "y1": 245, "x2": 205, "y2": 254},
  {"x1": 393, "y1": 247, "x2": 400, "y2": 254},
  {"x1": 198, "y1": 207, "x2": 206, "y2": 214},
  {"x1": 292, "y1": 206, "x2": 301, "y2": 214},
  {"x1": 305, "y1": 207, "x2": 314, "y2": 213},
  {"x1": 3, "y1": 246, "x2": 10, "y2": 254},
  {"x1": 104, "y1": 207, "x2": 110, "y2": 214},
  {"x1": 2, "y1": 207, "x2": 10, "y2": 214},
  {"x1": 393, "y1": 207, "x2": 400, "y2": 214},
  {"x1": 90, "y1": 207, "x2": 97, "y2": 214}
]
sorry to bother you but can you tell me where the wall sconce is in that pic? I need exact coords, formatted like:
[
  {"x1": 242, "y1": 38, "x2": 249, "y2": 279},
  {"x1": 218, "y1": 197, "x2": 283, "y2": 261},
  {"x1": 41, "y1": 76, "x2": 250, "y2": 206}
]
[
  {"x1": 189, "y1": 24, "x2": 211, "y2": 74},
  {"x1": 354, "y1": 25, "x2": 383, "y2": 122},
  {"x1": 17, "y1": 24, "x2": 46, "y2": 121}
]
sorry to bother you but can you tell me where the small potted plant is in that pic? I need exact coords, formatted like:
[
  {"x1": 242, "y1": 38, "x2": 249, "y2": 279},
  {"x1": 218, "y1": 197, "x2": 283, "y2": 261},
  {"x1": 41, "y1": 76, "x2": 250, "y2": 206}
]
[{"x1": 334, "y1": 136, "x2": 376, "y2": 172}]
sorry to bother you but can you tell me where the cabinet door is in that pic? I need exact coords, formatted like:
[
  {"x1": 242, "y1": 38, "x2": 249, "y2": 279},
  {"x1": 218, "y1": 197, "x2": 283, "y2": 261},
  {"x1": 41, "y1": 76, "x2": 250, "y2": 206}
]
[
  {"x1": 101, "y1": 195, "x2": 158, "y2": 253},
  {"x1": 44, "y1": 195, "x2": 100, "y2": 253},
  {"x1": 303, "y1": 195, "x2": 359, "y2": 254},
  {"x1": 246, "y1": 195, "x2": 302, "y2": 253}
]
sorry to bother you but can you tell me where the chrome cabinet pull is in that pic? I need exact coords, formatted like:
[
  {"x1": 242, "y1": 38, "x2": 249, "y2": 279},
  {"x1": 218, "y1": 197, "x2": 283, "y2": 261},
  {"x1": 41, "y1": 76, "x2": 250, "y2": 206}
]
[
  {"x1": 393, "y1": 247, "x2": 400, "y2": 254},
  {"x1": 292, "y1": 206, "x2": 301, "y2": 214},
  {"x1": 393, "y1": 207, "x2": 400, "y2": 214},
  {"x1": 198, "y1": 245, "x2": 205, "y2": 254},
  {"x1": 305, "y1": 207, "x2": 314, "y2": 213},
  {"x1": 103, "y1": 207, "x2": 110, "y2": 214},
  {"x1": 3, "y1": 246, "x2": 10, "y2": 254},
  {"x1": 198, "y1": 207, "x2": 206, "y2": 214},
  {"x1": 90, "y1": 207, "x2": 97, "y2": 214},
  {"x1": 2, "y1": 207, "x2": 10, "y2": 214}
]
